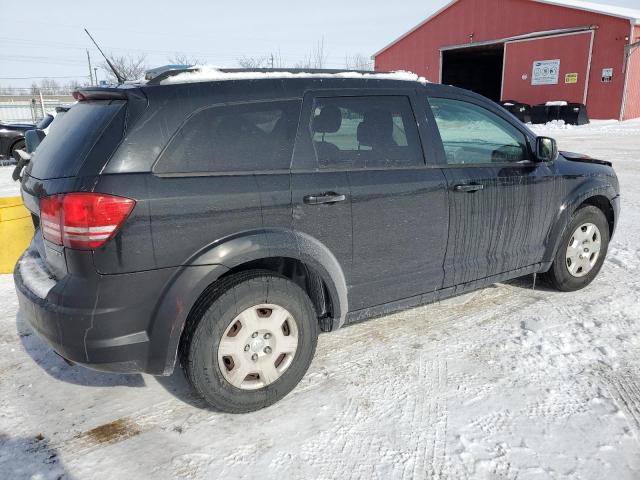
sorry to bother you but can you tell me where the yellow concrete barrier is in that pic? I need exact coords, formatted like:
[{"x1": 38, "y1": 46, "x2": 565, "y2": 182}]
[{"x1": 0, "y1": 196, "x2": 34, "y2": 274}]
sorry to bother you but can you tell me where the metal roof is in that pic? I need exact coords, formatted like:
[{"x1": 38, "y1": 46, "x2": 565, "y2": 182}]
[{"x1": 372, "y1": 0, "x2": 640, "y2": 58}]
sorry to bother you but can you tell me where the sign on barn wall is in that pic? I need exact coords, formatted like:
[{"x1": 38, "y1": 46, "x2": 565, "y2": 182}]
[
  {"x1": 565, "y1": 73, "x2": 578, "y2": 84},
  {"x1": 531, "y1": 59, "x2": 560, "y2": 85}
]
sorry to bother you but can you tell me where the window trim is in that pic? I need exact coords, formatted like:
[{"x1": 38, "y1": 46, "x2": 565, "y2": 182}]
[
  {"x1": 151, "y1": 97, "x2": 302, "y2": 177},
  {"x1": 291, "y1": 89, "x2": 430, "y2": 172},
  {"x1": 423, "y1": 91, "x2": 542, "y2": 169}
]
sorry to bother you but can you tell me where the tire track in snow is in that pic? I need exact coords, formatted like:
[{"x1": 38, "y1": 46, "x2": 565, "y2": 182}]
[
  {"x1": 404, "y1": 354, "x2": 449, "y2": 480},
  {"x1": 597, "y1": 366, "x2": 640, "y2": 442}
]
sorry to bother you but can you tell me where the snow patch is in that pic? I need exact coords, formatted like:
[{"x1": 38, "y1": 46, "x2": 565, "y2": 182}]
[
  {"x1": 536, "y1": 0, "x2": 640, "y2": 22},
  {"x1": 160, "y1": 66, "x2": 428, "y2": 86},
  {"x1": 0, "y1": 166, "x2": 21, "y2": 197},
  {"x1": 17, "y1": 253, "x2": 55, "y2": 299}
]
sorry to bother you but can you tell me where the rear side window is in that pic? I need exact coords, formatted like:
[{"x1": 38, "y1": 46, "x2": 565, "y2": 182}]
[
  {"x1": 310, "y1": 96, "x2": 423, "y2": 169},
  {"x1": 429, "y1": 97, "x2": 529, "y2": 165},
  {"x1": 155, "y1": 100, "x2": 301, "y2": 174},
  {"x1": 29, "y1": 101, "x2": 125, "y2": 180}
]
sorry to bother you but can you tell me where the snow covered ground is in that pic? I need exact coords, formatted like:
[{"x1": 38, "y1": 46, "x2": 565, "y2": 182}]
[
  {"x1": 1, "y1": 119, "x2": 639, "y2": 480},
  {"x1": 0, "y1": 165, "x2": 20, "y2": 198}
]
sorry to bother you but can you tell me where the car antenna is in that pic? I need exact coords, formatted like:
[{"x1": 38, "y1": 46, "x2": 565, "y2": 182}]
[{"x1": 84, "y1": 28, "x2": 125, "y2": 84}]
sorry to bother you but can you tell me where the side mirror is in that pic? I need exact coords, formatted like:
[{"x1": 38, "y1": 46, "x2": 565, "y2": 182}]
[
  {"x1": 24, "y1": 129, "x2": 46, "y2": 154},
  {"x1": 536, "y1": 136, "x2": 558, "y2": 162}
]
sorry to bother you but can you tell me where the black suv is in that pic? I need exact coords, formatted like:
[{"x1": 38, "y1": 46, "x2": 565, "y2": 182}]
[{"x1": 14, "y1": 68, "x2": 620, "y2": 413}]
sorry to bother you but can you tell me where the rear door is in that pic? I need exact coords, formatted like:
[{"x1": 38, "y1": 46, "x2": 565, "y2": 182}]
[
  {"x1": 293, "y1": 90, "x2": 448, "y2": 312},
  {"x1": 290, "y1": 93, "x2": 353, "y2": 295},
  {"x1": 426, "y1": 93, "x2": 558, "y2": 287}
]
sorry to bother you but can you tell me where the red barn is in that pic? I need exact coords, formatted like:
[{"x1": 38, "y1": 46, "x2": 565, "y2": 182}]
[{"x1": 373, "y1": 0, "x2": 640, "y2": 119}]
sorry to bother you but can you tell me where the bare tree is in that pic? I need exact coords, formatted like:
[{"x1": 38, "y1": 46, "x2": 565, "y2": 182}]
[
  {"x1": 266, "y1": 50, "x2": 285, "y2": 68},
  {"x1": 345, "y1": 53, "x2": 373, "y2": 71},
  {"x1": 168, "y1": 53, "x2": 202, "y2": 66},
  {"x1": 238, "y1": 50, "x2": 285, "y2": 69},
  {"x1": 39, "y1": 79, "x2": 61, "y2": 95},
  {"x1": 295, "y1": 39, "x2": 327, "y2": 69},
  {"x1": 0, "y1": 84, "x2": 15, "y2": 95},
  {"x1": 63, "y1": 80, "x2": 83, "y2": 94},
  {"x1": 100, "y1": 53, "x2": 148, "y2": 83},
  {"x1": 237, "y1": 55, "x2": 268, "y2": 69}
]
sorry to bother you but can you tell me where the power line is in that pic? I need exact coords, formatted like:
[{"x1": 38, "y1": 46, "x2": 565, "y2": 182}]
[
  {"x1": 0, "y1": 75, "x2": 86, "y2": 80},
  {"x1": 0, "y1": 36, "x2": 362, "y2": 63}
]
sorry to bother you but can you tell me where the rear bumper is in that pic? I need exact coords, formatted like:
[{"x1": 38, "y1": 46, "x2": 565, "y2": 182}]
[{"x1": 14, "y1": 242, "x2": 179, "y2": 374}]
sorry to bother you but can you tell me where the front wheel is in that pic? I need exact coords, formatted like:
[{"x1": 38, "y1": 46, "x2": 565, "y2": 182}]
[
  {"x1": 181, "y1": 271, "x2": 318, "y2": 413},
  {"x1": 543, "y1": 205, "x2": 610, "y2": 291}
]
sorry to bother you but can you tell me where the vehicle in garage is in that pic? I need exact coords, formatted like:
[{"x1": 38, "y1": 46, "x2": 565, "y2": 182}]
[{"x1": 13, "y1": 68, "x2": 620, "y2": 412}]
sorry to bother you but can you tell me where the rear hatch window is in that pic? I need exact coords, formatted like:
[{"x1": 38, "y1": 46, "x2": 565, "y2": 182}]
[{"x1": 28, "y1": 100, "x2": 126, "y2": 180}]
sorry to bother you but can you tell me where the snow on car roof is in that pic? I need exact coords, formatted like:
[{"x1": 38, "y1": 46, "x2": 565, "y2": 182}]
[{"x1": 158, "y1": 66, "x2": 428, "y2": 86}]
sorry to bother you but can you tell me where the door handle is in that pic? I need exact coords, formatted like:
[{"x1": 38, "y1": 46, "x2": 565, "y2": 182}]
[
  {"x1": 303, "y1": 192, "x2": 347, "y2": 205},
  {"x1": 453, "y1": 183, "x2": 484, "y2": 193}
]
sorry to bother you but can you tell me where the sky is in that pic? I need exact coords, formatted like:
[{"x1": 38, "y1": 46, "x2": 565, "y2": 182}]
[{"x1": 1, "y1": 0, "x2": 638, "y2": 89}]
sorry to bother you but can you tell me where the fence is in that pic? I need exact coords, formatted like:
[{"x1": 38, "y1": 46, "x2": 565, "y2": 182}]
[{"x1": 0, "y1": 93, "x2": 75, "y2": 124}]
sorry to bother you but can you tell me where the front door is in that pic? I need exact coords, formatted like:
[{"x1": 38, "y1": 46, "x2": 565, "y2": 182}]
[
  {"x1": 297, "y1": 91, "x2": 448, "y2": 311},
  {"x1": 427, "y1": 95, "x2": 558, "y2": 287}
]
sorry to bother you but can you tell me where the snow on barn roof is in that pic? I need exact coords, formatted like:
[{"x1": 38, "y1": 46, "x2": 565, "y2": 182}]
[
  {"x1": 373, "y1": 0, "x2": 640, "y2": 58},
  {"x1": 157, "y1": 66, "x2": 428, "y2": 85},
  {"x1": 535, "y1": 0, "x2": 640, "y2": 22}
]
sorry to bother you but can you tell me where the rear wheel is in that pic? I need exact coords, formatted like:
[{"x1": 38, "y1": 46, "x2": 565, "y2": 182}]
[
  {"x1": 181, "y1": 271, "x2": 318, "y2": 413},
  {"x1": 543, "y1": 205, "x2": 610, "y2": 291}
]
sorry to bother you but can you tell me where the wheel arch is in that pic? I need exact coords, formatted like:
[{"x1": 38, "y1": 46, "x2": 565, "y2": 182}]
[
  {"x1": 543, "y1": 180, "x2": 617, "y2": 264},
  {"x1": 579, "y1": 195, "x2": 615, "y2": 238},
  {"x1": 148, "y1": 229, "x2": 348, "y2": 375}
]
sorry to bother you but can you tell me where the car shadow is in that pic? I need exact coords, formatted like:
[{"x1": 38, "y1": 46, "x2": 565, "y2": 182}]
[
  {"x1": 16, "y1": 313, "x2": 146, "y2": 388},
  {"x1": 503, "y1": 273, "x2": 558, "y2": 292},
  {"x1": 15, "y1": 312, "x2": 214, "y2": 407},
  {"x1": 0, "y1": 433, "x2": 76, "y2": 479},
  {"x1": 155, "y1": 366, "x2": 212, "y2": 410}
]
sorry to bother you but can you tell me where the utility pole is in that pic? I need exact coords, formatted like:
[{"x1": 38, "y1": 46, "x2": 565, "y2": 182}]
[
  {"x1": 39, "y1": 90, "x2": 45, "y2": 119},
  {"x1": 270, "y1": 53, "x2": 274, "y2": 68},
  {"x1": 87, "y1": 49, "x2": 94, "y2": 85}
]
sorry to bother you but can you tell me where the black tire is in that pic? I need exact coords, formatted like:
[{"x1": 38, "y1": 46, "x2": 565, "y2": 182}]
[
  {"x1": 181, "y1": 270, "x2": 318, "y2": 413},
  {"x1": 9, "y1": 139, "x2": 25, "y2": 161},
  {"x1": 542, "y1": 205, "x2": 610, "y2": 291}
]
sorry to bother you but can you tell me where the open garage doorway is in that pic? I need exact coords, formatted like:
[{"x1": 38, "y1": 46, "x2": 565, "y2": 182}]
[{"x1": 441, "y1": 44, "x2": 504, "y2": 102}]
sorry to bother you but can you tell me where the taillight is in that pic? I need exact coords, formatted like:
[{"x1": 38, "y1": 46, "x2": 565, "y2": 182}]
[{"x1": 40, "y1": 193, "x2": 135, "y2": 249}]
